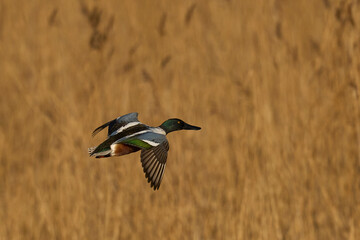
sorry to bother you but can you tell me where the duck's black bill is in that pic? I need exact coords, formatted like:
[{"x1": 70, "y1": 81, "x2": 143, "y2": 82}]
[{"x1": 183, "y1": 122, "x2": 201, "y2": 130}]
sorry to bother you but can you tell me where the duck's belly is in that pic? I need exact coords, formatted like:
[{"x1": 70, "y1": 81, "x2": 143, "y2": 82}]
[{"x1": 111, "y1": 143, "x2": 140, "y2": 156}]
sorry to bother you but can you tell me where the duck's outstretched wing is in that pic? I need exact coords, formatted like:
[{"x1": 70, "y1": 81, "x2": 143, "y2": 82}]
[
  {"x1": 140, "y1": 140, "x2": 169, "y2": 190},
  {"x1": 92, "y1": 112, "x2": 140, "y2": 137}
]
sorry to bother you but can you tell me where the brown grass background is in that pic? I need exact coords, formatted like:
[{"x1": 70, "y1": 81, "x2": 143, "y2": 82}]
[{"x1": 1, "y1": 0, "x2": 360, "y2": 239}]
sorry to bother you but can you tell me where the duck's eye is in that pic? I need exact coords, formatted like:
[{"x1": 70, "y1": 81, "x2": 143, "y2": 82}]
[{"x1": 178, "y1": 121, "x2": 180, "y2": 124}]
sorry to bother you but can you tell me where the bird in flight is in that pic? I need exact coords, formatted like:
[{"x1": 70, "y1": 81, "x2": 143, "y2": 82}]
[{"x1": 88, "y1": 112, "x2": 201, "y2": 190}]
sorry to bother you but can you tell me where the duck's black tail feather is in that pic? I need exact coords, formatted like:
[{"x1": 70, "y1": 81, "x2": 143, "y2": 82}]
[{"x1": 95, "y1": 154, "x2": 111, "y2": 158}]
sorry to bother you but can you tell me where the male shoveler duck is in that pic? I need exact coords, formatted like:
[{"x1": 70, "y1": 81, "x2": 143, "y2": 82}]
[{"x1": 88, "y1": 112, "x2": 201, "y2": 190}]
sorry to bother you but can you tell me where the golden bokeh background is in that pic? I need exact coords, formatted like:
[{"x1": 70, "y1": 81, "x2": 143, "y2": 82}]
[{"x1": 1, "y1": 0, "x2": 360, "y2": 239}]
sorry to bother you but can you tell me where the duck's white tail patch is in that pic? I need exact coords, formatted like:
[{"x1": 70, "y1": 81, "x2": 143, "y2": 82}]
[{"x1": 88, "y1": 147, "x2": 96, "y2": 156}]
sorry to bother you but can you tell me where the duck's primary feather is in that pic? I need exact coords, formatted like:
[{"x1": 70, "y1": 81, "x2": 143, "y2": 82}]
[{"x1": 140, "y1": 141, "x2": 169, "y2": 190}]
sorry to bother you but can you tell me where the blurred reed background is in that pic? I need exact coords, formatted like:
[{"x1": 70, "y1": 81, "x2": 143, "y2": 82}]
[{"x1": 0, "y1": 0, "x2": 360, "y2": 239}]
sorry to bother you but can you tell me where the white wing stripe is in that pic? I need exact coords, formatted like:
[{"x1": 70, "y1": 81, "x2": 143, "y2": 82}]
[
  {"x1": 110, "y1": 121, "x2": 141, "y2": 136},
  {"x1": 142, "y1": 140, "x2": 160, "y2": 146},
  {"x1": 121, "y1": 130, "x2": 151, "y2": 139}
]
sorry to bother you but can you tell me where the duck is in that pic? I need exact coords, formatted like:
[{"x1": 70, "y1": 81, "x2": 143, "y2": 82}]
[{"x1": 88, "y1": 112, "x2": 201, "y2": 190}]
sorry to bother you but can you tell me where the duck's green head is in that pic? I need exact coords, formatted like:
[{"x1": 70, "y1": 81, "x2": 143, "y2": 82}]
[{"x1": 160, "y1": 118, "x2": 201, "y2": 134}]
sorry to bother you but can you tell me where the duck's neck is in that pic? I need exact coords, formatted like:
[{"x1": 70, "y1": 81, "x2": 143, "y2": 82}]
[{"x1": 159, "y1": 122, "x2": 178, "y2": 134}]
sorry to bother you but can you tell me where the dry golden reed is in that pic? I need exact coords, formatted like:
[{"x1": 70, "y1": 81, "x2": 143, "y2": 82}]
[{"x1": 0, "y1": 0, "x2": 359, "y2": 239}]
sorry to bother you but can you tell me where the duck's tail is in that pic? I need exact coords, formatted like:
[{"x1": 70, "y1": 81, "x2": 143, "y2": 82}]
[
  {"x1": 88, "y1": 146, "x2": 111, "y2": 158},
  {"x1": 88, "y1": 147, "x2": 97, "y2": 155}
]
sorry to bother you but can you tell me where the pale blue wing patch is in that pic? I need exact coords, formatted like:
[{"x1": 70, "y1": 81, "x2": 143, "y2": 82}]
[
  {"x1": 92, "y1": 112, "x2": 140, "y2": 137},
  {"x1": 108, "y1": 112, "x2": 140, "y2": 136}
]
